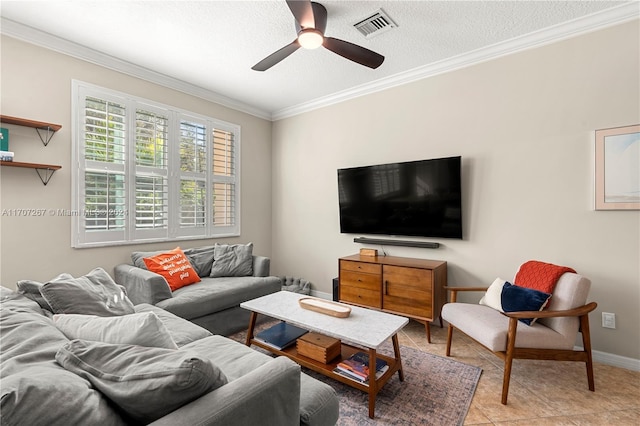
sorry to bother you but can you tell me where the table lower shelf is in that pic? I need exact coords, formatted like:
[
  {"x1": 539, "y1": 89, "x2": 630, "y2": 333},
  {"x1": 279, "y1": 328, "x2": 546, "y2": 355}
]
[{"x1": 247, "y1": 323, "x2": 404, "y2": 419}]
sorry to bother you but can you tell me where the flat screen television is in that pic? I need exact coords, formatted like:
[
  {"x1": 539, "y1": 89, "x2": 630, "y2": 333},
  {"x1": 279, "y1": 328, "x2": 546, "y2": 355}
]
[{"x1": 337, "y1": 156, "x2": 462, "y2": 239}]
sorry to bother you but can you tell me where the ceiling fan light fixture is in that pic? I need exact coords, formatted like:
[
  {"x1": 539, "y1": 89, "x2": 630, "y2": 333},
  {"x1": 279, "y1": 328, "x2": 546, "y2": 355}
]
[{"x1": 298, "y1": 28, "x2": 323, "y2": 49}]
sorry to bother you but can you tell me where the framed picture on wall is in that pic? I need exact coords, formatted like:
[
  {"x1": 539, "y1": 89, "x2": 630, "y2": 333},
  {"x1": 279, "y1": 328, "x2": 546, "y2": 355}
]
[{"x1": 595, "y1": 124, "x2": 640, "y2": 210}]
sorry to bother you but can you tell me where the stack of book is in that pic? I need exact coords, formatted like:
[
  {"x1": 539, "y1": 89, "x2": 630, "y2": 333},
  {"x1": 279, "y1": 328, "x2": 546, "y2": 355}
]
[
  {"x1": 0, "y1": 151, "x2": 14, "y2": 162},
  {"x1": 254, "y1": 321, "x2": 308, "y2": 350},
  {"x1": 333, "y1": 351, "x2": 388, "y2": 385}
]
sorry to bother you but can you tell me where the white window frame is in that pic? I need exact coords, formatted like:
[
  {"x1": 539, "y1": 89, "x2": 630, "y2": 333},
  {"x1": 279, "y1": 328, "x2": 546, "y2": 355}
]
[{"x1": 71, "y1": 80, "x2": 241, "y2": 248}]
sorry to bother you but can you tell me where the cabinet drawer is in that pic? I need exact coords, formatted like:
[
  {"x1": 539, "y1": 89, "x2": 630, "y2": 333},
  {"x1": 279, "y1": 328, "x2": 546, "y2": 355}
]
[
  {"x1": 383, "y1": 265, "x2": 433, "y2": 319},
  {"x1": 340, "y1": 260, "x2": 381, "y2": 275},
  {"x1": 383, "y1": 265, "x2": 432, "y2": 291},
  {"x1": 340, "y1": 270, "x2": 379, "y2": 290},
  {"x1": 383, "y1": 291, "x2": 432, "y2": 319},
  {"x1": 340, "y1": 285, "x2": 381, "y2": 308}
]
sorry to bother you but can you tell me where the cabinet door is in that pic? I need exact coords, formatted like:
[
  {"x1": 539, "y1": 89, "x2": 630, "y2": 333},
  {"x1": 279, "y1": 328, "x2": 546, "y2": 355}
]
[
  {"x1": 382, "y1": 265, "x2": 433, "y2": 319},
  {"x1": 339, "y1": 269, "x2": 382, "y2": 308}
]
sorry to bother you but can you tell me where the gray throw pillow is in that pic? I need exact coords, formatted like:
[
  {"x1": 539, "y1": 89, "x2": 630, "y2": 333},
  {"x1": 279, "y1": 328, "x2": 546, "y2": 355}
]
[
  {"x1": 131, "y1": 250, "x2": 165, "y2": 269},
  {"x1": 183, "y1": 246, "x2": 216, "y2": 277},
  {"x1": 16, "y1": 273, "x2": 73, "y2": 311},
  {"x1": 56, "y1": 339, "x2": 228, "y2": 424},
  {"x1": 209, "y1": 243, "x2": 254, "y2": 278},
  {"x1": 53, "y1": 312, "x2": 179, "y2": 349},
  {"x1": 40, "y1": 268, "x2": 135, "y2": 316}
]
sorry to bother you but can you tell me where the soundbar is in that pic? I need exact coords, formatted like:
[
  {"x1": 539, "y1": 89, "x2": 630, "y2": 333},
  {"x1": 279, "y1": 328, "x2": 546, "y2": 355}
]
[{"x1": 353, "y1": 237, "x2": 440, "y2": 249}]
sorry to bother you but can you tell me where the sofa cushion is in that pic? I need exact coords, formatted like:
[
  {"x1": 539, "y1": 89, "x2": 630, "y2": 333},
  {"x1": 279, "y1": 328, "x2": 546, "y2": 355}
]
[
  {"x1": 53, "y1": 312, "x2": 178, "y2": 349},
  {"x1": 56, "y1": 339, "x2": 227, "y2": 424},
  {"x1": 40, "y1": 268, "x2": 135, "y2": 316},
  {"x1": 210, "y1": 243, "x2": 254, "y2": 277},
  {"x1": 183, "y1": 246, "x2": 216, "y2": 277},
  {"x1": 132, "y1": 246, "x2": 215, "y2": 277},
  {"x1": 16, "y1": 274, "x2": 73, "y2": 311},
  {"x1": 134, "y1": 304, "x2": 213, "y2": 347},
  {"x1": 157, "y1": 276, "x2": 282, "y2": 320},
  {"x1": 143, "y1": 247, "x2": 201, "y2": 291},
  {"x1": 0, "y1": 289, "x2": 126, "y2": 426},
  {"x1": 181, "y1": 335, "x2": 339, "y2": 426}
]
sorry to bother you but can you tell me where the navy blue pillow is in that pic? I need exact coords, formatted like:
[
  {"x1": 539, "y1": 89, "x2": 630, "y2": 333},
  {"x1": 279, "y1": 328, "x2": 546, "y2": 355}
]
[{"x1": 501, "y1": 282, "x2": 551, "y2": 325}]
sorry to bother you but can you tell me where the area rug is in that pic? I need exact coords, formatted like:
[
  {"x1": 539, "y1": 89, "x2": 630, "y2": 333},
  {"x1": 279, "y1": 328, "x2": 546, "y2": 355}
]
[{"x1": 229, "y1": 324, "x2": 482, "y2": 426}]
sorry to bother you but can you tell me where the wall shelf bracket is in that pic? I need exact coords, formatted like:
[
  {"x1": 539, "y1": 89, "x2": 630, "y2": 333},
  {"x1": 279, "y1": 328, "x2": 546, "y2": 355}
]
[
  {"x1": 35, "y1": 167, "x2": 57, "y2": 185},
  {"x1": 35, "y1": 126, "x2": 56, "y2": 146}
]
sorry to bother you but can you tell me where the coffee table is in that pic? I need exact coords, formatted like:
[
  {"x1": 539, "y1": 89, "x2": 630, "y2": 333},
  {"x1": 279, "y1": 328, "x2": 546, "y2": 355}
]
[{"x1": 241, "y1": 291, "x2": 409, "y2": 419}]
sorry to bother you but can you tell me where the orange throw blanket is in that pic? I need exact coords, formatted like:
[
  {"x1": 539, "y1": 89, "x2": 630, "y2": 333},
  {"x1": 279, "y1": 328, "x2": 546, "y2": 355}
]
[{"x1": 514, "y1": 260, "x2": 576, "y2": 294}]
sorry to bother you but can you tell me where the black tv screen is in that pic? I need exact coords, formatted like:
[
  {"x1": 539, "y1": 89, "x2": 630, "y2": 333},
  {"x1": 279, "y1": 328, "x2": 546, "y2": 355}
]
[{"x1": 337, "y1": 156, "x2": 462, "y2": 239}]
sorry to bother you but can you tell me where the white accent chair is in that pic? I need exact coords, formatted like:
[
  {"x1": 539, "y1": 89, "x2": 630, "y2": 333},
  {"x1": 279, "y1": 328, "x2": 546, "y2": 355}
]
[{"x1": 441, "y1": 271, "x2": 597, "y2": 404}]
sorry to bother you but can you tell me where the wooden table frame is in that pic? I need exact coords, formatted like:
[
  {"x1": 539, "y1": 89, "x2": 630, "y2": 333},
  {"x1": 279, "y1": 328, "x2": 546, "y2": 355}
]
[{"x1": 245, "y1": 312, "x2": 404, "y2": 419}]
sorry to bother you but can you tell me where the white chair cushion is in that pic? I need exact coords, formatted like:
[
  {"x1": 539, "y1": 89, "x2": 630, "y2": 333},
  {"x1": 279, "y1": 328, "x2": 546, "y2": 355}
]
[
  {"x1": 535, "y1": 273, "x2": 590, "y2": 340},
  {"x1": 442, "y1": 303, "x2": 574, "y2": 352}
]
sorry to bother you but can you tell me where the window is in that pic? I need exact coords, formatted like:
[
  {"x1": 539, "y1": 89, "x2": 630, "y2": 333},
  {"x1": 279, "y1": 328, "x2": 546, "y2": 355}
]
[{"x1": 72, "y1": 81, "x2": 240, "y2": 247}]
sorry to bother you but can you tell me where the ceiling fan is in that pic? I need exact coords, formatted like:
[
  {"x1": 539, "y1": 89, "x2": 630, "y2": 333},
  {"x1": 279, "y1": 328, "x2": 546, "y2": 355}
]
[{"x1": 252, "y1": 0, "x2": 385, "y2": 71}]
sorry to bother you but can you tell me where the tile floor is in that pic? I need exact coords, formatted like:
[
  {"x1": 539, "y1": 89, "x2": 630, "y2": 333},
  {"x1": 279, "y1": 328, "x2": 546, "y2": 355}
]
[{"x1": 397, "y1": 320, "x2": 640, "y2": 425}]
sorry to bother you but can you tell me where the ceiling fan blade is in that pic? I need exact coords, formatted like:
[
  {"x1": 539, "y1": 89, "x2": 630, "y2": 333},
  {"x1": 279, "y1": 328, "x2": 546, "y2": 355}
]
[
  {"x1": 286, "y1": 0, "x2": 315, "y2": 28},
  {"x1": 252, "y1": 40, "x2": 301, "y2": 71},
  {"x1": 324, "y1": 37, "x2": 384, "y2": 69}
]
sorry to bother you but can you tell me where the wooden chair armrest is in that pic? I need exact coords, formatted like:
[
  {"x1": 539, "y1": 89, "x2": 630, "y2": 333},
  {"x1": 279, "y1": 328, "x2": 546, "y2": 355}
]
[
  {"x1": 502, "y1": 302, "x2": 598, "y2": 320},
  {"x1": 444, "y1": 286, "x2": 489, "y2": 303}
]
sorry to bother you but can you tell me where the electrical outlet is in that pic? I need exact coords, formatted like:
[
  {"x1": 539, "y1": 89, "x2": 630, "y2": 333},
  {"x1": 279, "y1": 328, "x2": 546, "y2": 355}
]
[{"x1": 602, "y1": 312, "x2": 616, "y2": 329}]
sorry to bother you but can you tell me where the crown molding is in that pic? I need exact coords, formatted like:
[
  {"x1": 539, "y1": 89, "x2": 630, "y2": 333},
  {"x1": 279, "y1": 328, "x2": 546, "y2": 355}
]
[
  {"x1": 272, "y1": 2, "x2": 640, "y2": 121},
  {"x1": 0, "y1": 18, "x2": 273, "y2": 121},
  {"x1": 2, "y1": 2, "x2": 638, "y2": 123}
]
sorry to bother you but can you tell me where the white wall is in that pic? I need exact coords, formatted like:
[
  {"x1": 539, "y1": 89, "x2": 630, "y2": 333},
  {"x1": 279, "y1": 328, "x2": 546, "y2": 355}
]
[
  {"x1": 271, "y1": 21, "x2": 640, "y2": 360},
  {"x1": 0, "y1": 36, "x2": 273, "y2": 286}
]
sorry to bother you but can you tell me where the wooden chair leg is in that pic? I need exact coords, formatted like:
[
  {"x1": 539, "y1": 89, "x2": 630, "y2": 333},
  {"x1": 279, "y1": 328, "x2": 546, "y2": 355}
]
[
  {"x1": 446, "y1": 325, "x2": 453, "y2": 356},
  {"x1": 502, "y1": 318, "x2": 518, "y2": 405},
  {"x1": 580, "y1": 314, "x2": 595, "y2": 392}
]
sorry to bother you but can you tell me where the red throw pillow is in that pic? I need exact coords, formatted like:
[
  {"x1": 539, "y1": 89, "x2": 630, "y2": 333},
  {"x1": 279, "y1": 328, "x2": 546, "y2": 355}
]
[
  {"x1": 143, "y1": 247, "x2": 201, "y2": 291},
  {"x1": 514, "y1": 260, "x2": 576, "y2": 295}
]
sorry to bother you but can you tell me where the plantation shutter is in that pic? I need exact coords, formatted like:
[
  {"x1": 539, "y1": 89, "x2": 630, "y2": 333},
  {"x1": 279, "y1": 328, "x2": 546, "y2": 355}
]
[
  {"x1": 132, "y1": 108, "x2": 169, "y2": 240},
  {"x1": 177, "y1": 119, "x2": 207, "y2": 237},
  {"x1": 72, "y1": 81, "x2": 241, "y2": 247},
  {"x1": 212, "y1": 128, "x2": 236, "y2": 229},
  {"x1": 80, "y1": 96, "x2": 127, "y2": 244}
]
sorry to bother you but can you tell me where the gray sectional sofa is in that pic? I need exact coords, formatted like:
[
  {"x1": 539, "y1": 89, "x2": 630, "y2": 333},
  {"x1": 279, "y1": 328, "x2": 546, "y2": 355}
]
[
  {"x1": 0, "y1": 285, "x2": 339, "y2": 425},
  {"x1": 114, "y1": 244, "x2": 282, "y2": 335}
]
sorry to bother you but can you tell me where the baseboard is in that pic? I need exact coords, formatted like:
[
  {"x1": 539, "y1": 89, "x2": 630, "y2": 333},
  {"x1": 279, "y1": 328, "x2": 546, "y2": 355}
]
[
  {"x1": 575, "y1": 346, "x2": 640, "y2": 371},
  {"x1": 309, "y1": 291, "x2": 640, "y2": 372},
  {"x1": 310, "y1": 290, "x2": 332, "y2": 300}
]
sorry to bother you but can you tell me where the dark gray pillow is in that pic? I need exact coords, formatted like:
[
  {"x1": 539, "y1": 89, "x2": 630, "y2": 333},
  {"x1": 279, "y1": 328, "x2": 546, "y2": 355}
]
[
  {"x1": 183, "y1": 246, "x2": 216, "y2": 277},
  {"x1": 56, "y1": 339, "x2": 228, "y2": 424},
  {"x1": 40, "y1": 268, "x2": 135, "y2": 316},
  {"x1": 131, "y1": 250, "x2": 165, "y2": 269},
  {"x1": 209, "y1": 243, "x2": 254, "y2": 278},
  {"x1": 16, "y1": 273, "x2": 73, "y2": 311}
]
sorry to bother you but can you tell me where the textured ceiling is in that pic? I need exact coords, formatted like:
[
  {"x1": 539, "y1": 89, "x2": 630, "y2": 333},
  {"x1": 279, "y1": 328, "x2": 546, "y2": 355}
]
[{"x1": 0, "y1": 1, "x2": 636, "y2": 119}]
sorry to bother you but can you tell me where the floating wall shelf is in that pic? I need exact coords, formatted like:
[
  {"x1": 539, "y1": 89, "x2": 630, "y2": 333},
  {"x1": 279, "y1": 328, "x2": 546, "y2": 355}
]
[
  {"x1": 0, "y1": 115, "x2": 62, "y2": 146},
  {"x1": 0, "y1": 115, "x2": 63, "y2": 185},
  {"x1": 0, "y1": 161, "x2": 62, "y2": 185}
]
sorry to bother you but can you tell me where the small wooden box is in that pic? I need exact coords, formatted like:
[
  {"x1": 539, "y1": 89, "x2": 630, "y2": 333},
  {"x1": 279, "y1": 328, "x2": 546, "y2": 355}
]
[
  {"x1": 360, "y1": 248, "x2": 378, "y2": 257},
  {"x1": 297, "y1": 333, "x2": 341, "y2": 364}
]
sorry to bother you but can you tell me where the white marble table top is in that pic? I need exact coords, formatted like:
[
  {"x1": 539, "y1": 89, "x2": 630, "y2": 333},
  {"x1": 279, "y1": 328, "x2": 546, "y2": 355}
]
[{"x1": 241, "y1": 291, "x2": 408, "y2": 349}]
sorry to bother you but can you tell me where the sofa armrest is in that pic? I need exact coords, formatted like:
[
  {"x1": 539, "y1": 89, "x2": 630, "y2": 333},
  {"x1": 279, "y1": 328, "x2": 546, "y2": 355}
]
[
  {"x1": 252, "y1": 256, "x2": 271, "y2": 277},
  {"x1": 148, "y1": 356, "x2": 301, "y2": 426},
  {"x1": 114, "y1": 264, "x2": 172, "y2": 305}
]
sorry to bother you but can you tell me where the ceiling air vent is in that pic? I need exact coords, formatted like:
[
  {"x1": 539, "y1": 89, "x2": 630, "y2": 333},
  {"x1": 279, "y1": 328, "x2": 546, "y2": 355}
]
[{"x1": 353, "y1": 8, "x2": 397, "y2": 39}]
